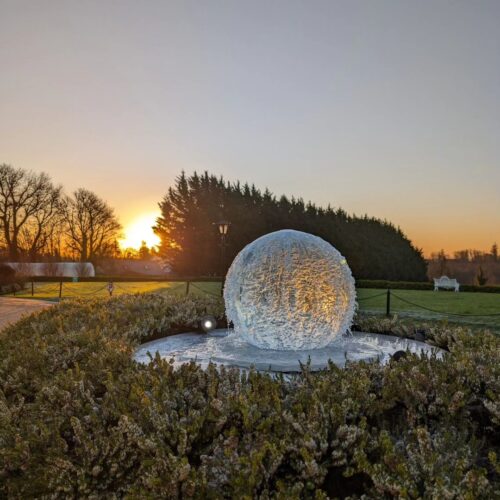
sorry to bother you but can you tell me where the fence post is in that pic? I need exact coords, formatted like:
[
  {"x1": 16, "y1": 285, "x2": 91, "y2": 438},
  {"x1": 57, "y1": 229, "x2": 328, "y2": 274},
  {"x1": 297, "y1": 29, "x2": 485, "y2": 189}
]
[
  {"x1": 185, "y1": 281, "x2": 190, "y2": 296},
  {"x1": 386, "y1": 288, "x2": 391, "y2": 317},
  {"x1": 31, "y1": 281, "x2": 34, "y2": 296},
  {"x1": 59, "y1": 281, "x2": 63, "y2": 300}
]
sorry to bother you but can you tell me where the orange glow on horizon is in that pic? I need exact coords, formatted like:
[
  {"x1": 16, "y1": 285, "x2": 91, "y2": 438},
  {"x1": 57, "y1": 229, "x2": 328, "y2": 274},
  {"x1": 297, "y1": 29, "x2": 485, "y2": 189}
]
[{"x1": 119, "y1": 212, "x2": 161, "y2": 250}]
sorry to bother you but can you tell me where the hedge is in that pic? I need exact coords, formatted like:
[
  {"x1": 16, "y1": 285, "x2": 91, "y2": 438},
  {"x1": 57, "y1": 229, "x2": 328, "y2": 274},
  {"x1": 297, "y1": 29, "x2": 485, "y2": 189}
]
[
  {"x1": 459, "y1": 284, "x2": 500, "y2": 293},
  {"x1": 0, "y1": 294, "x2": 499, "y2": 498}
]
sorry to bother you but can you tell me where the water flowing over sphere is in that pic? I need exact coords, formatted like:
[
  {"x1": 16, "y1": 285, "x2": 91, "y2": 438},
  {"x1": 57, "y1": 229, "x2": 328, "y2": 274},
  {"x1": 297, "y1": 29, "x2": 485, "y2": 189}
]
[{"x1": 223, "y1": 230, "x2": 356, "y2": 350}]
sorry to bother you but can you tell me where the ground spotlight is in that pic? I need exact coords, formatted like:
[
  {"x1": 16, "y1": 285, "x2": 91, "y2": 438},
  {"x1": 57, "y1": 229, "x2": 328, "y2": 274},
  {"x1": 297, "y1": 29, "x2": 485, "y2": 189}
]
[
  {"x1": 414, "y1": 328, "x2": 427, "y2": 342},
  {"x1": 200, "y1": 315, "x2": 216, "y2": 333},
  {"x1": 391, "y1": 350, "x2": 408, "y2": 362}
]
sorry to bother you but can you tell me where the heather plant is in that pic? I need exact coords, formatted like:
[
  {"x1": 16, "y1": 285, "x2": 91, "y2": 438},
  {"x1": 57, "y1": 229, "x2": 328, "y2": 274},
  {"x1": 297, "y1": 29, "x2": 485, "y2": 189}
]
[{"x1": 0, "y1": 294, "x2": 498, "y2": 498}]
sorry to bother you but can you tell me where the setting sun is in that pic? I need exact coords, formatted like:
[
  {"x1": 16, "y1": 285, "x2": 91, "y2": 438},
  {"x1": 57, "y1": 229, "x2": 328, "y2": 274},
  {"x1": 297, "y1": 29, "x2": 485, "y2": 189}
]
[{"x1": 119, "y1": 213, "x2": 161, "y2": 250}]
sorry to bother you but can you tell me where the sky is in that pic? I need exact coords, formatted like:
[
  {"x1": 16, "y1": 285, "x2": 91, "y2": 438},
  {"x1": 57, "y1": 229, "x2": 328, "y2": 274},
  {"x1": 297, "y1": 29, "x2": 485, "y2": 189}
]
[{"x1": 1, "y1": 0, "x2": 499, "y2": 255}]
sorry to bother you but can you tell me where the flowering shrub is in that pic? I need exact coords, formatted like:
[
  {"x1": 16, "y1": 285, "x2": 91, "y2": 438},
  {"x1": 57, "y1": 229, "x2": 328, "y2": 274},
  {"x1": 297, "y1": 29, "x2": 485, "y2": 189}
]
[{"x1": 0, "y1": 294, "x2": 498, "y2": 498}]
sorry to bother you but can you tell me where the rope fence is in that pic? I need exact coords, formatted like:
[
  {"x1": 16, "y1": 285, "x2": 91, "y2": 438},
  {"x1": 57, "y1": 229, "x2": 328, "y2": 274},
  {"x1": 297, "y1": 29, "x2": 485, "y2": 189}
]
[
  {"x1": 357, "y1": 289, "x2": 500, "y2": 324},
  {"x1": 356, "y1": 291, "x2": 388, "y2": 302},
  {"x1": 390, "y1": 292, "x2": 500, "y2": 318},
  {"x1": 190, "y1": 282, "x2": 223, "y2": 298},
  {"x1": 4, "y1": 279, "x2": 224, "y2": 300},
  {"x1": 62, "y1": 285, "x2": 110, "y2": 297},
  {"x1": 4, "y1": 282, "x2": 500, "y2": 325}
]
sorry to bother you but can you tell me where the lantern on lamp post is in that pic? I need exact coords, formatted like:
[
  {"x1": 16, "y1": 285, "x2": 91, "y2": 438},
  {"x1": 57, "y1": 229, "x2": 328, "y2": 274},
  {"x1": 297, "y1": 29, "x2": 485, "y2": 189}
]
[{"x1": 213, "y1": 220, "x2": 231, "y2": 277}]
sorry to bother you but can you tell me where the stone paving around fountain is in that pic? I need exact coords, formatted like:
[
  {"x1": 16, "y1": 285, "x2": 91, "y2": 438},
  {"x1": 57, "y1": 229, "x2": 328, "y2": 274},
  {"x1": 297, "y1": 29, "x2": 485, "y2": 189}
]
[{"x1": 134, "y1": 329, "x2": 444, "y2": 372}]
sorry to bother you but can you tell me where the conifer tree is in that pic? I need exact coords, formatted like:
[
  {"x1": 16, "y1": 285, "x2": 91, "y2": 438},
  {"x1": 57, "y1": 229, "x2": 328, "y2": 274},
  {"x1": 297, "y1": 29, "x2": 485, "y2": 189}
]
[{"x1": 155, "y1": 172, "x2": 428, "y2": 280}]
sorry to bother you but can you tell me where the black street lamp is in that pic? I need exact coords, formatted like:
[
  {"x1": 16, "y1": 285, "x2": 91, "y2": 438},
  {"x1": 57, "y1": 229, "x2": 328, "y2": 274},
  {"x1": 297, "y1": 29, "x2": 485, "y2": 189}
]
[
  {"x1": 213, "y1": 220, "x2": 231, "y2": 277},
  {"x1": 216, "y1": 221, "x2": 230, "y2": 237}
]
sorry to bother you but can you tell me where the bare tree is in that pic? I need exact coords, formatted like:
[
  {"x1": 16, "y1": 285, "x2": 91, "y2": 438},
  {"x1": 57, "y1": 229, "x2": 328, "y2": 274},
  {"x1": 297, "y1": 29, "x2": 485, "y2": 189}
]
[
  {"x1": 0, "y1": 164, "x2": 62, "y2": 260},
  {"x1": 44, "y1": 222, "x2": 65, "y2": 260},
  {"x1": 64, "y1": 188, "x2": 121, "y2": 262},
  {"x1": 19, "y1": 186, "x2": 63, "y2": 260},
  {"x1": 470, "y1": 249, "x2": 487, "y2": 262},
  {"x1": 432, "y1": 249, "x2": 449, "y2": 276},
  {"x1": 476, "y1": 265, "x2": 488, "y2": 286},
  {"x1": 491, "y1": 243, "x2": 498, "y2": 262},
  {"x1": 453, "y1": 249, "x2": 470, "y2": 262}
]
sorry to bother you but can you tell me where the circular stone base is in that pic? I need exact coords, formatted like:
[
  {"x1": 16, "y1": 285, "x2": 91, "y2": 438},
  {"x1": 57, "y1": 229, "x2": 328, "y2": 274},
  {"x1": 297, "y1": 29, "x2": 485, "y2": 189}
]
[{"x1": 134, "y1": 330, "x2": 443, "y2": 372}]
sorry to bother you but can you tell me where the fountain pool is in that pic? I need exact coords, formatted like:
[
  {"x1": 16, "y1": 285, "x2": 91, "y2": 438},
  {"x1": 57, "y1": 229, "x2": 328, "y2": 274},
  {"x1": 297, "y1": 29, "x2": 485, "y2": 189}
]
[
  {"x1": 134, "y1": 329, "x2": 443, "y2": 372},
  {"x1": 134, "y1": 230, "x2": 443, "y2": 372}
]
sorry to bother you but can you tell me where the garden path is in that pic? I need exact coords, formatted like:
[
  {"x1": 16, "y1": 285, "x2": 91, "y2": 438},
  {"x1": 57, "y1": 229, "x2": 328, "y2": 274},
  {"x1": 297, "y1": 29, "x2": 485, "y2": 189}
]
[{"x1": 0, "y1": 297, "x2": 52, "y2": 331}]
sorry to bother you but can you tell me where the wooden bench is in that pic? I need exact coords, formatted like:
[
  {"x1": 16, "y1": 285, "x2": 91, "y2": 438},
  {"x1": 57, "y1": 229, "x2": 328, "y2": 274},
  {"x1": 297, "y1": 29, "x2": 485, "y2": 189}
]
[{"x1": 433, "y1": 276, "x2": 460, "y2": 292}]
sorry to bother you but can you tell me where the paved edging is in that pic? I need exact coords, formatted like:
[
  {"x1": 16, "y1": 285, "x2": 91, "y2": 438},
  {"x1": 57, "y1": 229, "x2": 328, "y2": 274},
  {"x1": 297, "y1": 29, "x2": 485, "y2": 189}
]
[{"x1": 0, "y1": 297, "x2": 53, "y2": 332}]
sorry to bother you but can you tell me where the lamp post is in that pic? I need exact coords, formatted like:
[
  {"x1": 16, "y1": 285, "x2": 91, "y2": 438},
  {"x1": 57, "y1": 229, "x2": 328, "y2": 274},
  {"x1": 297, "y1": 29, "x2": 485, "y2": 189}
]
[{"x1": 213, "y1": 220, "x2": 231, "y2": 277}]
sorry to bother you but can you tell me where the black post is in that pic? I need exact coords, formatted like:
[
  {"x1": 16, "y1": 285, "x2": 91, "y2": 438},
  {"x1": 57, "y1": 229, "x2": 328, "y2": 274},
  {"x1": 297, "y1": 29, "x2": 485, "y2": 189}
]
[
  {"x1": 220, "y1": 234, "x2": 226, "y2": 277},
  {"x1": 31, "y1": 281, "x2": 34, "y2": 296},
  {"x1": 386, "y1": 288, "x2": 391, "y2": 317},
  {"x1": 59, "y1": 281, "x2": 63, "y2": 299},
  {"x1": 185, "y1": 280, "x2": 190, "y2": 296}
]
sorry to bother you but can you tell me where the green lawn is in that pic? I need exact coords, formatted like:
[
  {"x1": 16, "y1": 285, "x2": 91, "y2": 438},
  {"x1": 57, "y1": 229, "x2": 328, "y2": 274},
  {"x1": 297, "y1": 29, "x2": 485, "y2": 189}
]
[
  {"x1": 7, "y1": 282, "x2": 500, "y2": 330},
  {"x1": 10, "y1": 281, "x2": 222, "y2": 301},
  {"x1": 357, "y1": 288, "x2": 500, "y2": 330}
]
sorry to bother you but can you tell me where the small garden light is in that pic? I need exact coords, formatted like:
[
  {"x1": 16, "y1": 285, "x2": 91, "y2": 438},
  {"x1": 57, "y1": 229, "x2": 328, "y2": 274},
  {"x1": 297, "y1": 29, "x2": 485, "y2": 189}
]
[
  {"x1": 414, "y1": 328, "x2": 427, "y2": 342},
  {"x1": 200, "y1": 315, "x2": 217, "y2": 333},
  {"x1": 391, "y1": 350, "x2": 408, "y2": 362}
]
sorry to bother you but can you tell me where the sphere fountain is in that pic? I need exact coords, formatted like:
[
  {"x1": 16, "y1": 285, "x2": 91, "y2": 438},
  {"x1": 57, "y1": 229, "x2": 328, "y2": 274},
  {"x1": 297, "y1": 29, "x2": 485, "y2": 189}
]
[
  {"x1": 224, "y1": 230, "x2": 356, "y2": 350},
  {"x1": 135, "y1": 230, "x2": 441, "y2": 371}
]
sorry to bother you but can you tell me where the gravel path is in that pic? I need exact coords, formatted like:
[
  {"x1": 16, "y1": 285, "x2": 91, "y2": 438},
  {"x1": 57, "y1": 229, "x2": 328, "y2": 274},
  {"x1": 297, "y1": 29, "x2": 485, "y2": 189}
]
[{"x1": 0, "y1": 297, "x2": 53, "y2": 331}]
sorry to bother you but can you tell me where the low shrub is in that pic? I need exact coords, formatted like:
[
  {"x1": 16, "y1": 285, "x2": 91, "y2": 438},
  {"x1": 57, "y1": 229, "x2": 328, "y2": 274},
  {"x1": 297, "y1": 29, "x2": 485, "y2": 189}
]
[
  {"x1": 0, "y1": 264, "x2": 22, "y2": 295},
  {"x1": 0, "y1": 264, "x2": 16, "y2": 284},
  {"x1": 0, "y1": 294, "x2": 498, "y2": 498},
  {"x1": 459, "y1": 284, "x2": 500, "y2": 293}
]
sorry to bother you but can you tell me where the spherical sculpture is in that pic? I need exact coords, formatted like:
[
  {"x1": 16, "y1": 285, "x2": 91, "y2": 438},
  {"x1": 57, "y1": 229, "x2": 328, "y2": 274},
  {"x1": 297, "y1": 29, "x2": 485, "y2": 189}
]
[{"x1": 224, "y1": 230, "x2": 356, "y2": 350}]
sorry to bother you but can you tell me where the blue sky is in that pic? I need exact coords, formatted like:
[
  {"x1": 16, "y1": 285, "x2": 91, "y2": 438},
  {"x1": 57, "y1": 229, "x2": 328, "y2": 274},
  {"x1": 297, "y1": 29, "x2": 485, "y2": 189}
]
[{"x1": 1, "y1": 0, "x2": 499, "y2": 254}]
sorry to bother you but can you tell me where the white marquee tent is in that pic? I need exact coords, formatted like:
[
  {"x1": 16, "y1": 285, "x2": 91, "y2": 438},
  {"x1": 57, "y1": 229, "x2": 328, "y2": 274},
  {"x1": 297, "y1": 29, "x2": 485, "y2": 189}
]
[{"x1": 5, "y1": 262, "x2": 95, "y2": 278}]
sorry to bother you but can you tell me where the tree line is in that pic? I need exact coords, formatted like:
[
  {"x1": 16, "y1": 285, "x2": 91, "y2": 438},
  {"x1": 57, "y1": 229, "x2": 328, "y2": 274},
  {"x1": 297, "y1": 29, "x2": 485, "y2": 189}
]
[
  {"x1": 431, "y1": 244, "x2": 498, "y2": 263},
  {"x1": 155, "y1": 172, "x2": 428, "y2": 280},
  {"x1": 428, "y1": 245, "x2": 499, "y2": 286},
  {"x1": 0, "y1": 164, "x2": 121, "y2": 262}
]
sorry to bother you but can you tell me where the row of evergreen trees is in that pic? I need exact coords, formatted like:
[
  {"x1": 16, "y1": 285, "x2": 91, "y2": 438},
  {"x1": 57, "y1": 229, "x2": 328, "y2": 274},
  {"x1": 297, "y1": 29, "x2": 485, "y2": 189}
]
[{"x1": 155, "y1": 172, "x2": 427, "y2": 281}]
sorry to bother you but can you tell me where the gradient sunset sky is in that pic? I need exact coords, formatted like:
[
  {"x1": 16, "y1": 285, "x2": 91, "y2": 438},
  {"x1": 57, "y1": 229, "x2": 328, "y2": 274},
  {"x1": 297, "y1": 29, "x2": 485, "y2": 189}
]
[{"x1": 1, "y1": 0, "x2": 499, "y2": 255}]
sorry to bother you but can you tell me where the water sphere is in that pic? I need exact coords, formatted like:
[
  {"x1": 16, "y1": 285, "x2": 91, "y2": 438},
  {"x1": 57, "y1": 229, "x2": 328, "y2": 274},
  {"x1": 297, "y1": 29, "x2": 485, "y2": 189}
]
[
  {"x1": 135, "y1": 230, "x2": 441, "y2": 370},
  {"x1": 223, "y1": 230, "x2": 356, "y2": 350}
]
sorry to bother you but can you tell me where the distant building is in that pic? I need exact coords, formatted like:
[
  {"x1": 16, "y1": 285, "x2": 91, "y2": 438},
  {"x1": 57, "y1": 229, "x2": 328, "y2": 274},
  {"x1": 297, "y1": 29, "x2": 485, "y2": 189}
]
[
  {"x1": 96, "y1": 257, "x2": 171, "y2": 277},
  {"x1": 112, "y1": 257, "x2": 171, "y2": 276},
  {"x1": 6, "y1": 262, "x2": 95, "y2": 278}
]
